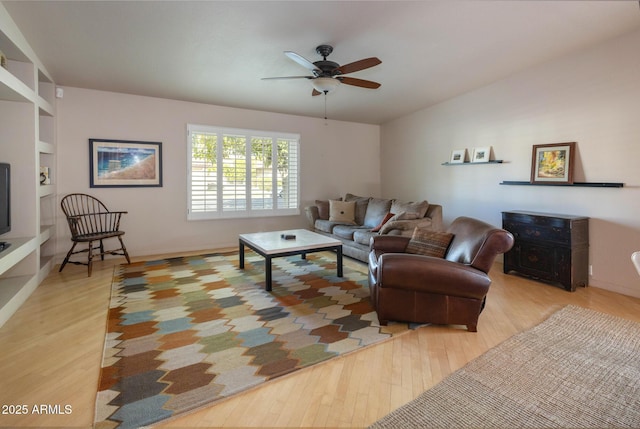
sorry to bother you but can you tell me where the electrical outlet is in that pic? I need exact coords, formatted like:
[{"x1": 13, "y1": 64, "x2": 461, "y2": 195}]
[{"x1": 589, "y1": 265, "x2": 593, "y2": 276}]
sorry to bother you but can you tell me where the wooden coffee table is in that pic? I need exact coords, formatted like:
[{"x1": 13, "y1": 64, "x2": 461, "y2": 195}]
[{"x1": 239, "y1": 229, "x2": 343, "y2": 291}]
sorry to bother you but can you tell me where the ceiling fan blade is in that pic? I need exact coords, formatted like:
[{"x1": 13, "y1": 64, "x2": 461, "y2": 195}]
[
  {"x1": 335, "y1": 57, "x2": 381, "y2": 75},
  {"x1": 312, "y1": 89, "x2": 322, "y2": 96},
  {"x1": 284, "y1": 51, "x2": 320, "y2": 73},
  {"x1": 261, "y1": 76, "x2": 312, "y2": 80},
  {"x1": 339, "y1": 76, "x2": 381, "y2": 89}
]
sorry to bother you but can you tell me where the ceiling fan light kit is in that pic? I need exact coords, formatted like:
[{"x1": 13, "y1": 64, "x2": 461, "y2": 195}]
[
  {"x1": 263, "y1": 44, "x2": 382, "y2": 96},
  {"x1": 311, "y1": 77, "x2": 340, "y2": 94}
]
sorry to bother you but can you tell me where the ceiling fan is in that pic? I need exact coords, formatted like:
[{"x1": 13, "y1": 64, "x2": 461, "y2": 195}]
[{"x1": 262, "y1": 45, "x2": 382, "y2": 96}]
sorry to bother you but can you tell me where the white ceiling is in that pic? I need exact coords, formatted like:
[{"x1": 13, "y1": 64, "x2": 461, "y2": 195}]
[{"x1": 4, "y1": 1, "x2": 640, "y2": 124}]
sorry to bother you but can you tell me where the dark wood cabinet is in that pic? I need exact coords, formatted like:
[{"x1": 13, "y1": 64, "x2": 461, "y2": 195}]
[{"x1": 502, "y1": 211, "x2": 589, "y2": 292}]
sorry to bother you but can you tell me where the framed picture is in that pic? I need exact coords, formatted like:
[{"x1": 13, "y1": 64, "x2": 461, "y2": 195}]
[
  {"x1": 90, "y1": 139, "x2": 163, "y2": 188},
  {"x1": 530, "y1": 142, "x2": 575, "y2": 185},
  {"x1": 471, "y1": 146, "x2": 491, "y2": 163},
  {"x1": 450, "y1": 149, "x2": 468, "y2": 164}
]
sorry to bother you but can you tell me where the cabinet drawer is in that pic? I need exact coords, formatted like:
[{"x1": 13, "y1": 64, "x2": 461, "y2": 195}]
[
  {"x1": 504, "y1": 212, "x2": 571, "y2": 228},
  {"x1": 503, "y1": 220, "x2": 570, "y2": 245}
]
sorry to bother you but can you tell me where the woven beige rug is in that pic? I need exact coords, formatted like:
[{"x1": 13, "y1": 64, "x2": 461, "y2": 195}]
[{"x1": 371, "y1": 305, "x2": 640, "y2": 428}]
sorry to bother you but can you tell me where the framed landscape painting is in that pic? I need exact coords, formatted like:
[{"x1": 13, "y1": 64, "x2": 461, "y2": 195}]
[
  {"x1": 90, "y1": 139, "x2": 163, "y2": 188},
  {"x1": 530, "y1": 142, "x2": 575, "y2": 185}
]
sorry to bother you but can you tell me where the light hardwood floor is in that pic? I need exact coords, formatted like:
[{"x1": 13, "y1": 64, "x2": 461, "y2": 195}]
[{"x1": 1, "y1": 250, "x2": 639, "y2": 428}]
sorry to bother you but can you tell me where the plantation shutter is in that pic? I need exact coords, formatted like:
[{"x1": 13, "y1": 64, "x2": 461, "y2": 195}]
[{"x1": 188, "y1": 124, "x2": 300, "y2": 220}]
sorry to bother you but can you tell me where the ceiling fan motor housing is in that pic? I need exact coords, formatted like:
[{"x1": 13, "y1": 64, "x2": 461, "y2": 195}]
[
  {"x1": 313, "y1": 45, "x2": 340, "y2": 77},
  {"x1": 313, "y1": 60, "x2": 341, "y2": 77}
]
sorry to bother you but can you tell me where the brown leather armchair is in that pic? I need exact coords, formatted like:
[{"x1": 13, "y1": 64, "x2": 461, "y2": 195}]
[{"x1": 368, "y1": 216, "x2": 514, "y2": 332}]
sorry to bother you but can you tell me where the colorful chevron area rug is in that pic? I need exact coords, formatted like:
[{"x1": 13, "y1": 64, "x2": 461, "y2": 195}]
[{"x1": 95, "y1": 250, "x2": 410, "y2": 428}]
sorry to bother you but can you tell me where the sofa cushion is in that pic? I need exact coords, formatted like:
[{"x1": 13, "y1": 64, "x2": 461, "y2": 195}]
[
  {"x1": 406, "y1": 228, "x2": 454, "y2": 258},
  {"x1": 315, "y1": 198, "x2": 341, "y2": 220},
  {"x1": 344, "y1": 193, "x2": 369, "y2": 225},
  {"x1": 314, "y1": 219, "x2": 349, "y2": 234},
  {"x1": 354, "y1": 229, "x2": 378, "y2": 246},
  {"x1": 333, "y1": 224, "x2": 369, "y2": 240},
  {"x1": 391, "y1": 199, "x2": 429, "y2": 218},
  {"x1": 329, "y1": 200, "x2": 356, "y2": 224},
  {"x1": 363, "y1": 198, "x2": 392, "y2": 228}
]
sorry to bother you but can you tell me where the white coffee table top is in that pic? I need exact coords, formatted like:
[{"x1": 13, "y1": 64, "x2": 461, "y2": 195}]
[{"x1": 239, "y1": 229, "x2": 341, "y2": 255}]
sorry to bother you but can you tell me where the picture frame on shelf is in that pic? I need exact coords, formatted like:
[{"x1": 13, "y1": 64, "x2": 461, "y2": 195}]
[
  {"x1": 90, "y1": 139, "x2": 163, "y2": 188},
  {"x1": 450, "y1": 149, "x2": 468, "y2": 164},
  {"x1": 471, "y1": 146, "x2": 491, "y2": 163},
  {"x1": 39, "y1": 166, "x2": 50, "y2": 185},
  {"x1": 530, "y1": 142, "x2": 575, "y2": 185}
]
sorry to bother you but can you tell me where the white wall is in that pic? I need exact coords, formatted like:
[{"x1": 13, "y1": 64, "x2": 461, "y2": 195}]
[
  {"x1": 381, "y1": 29, "x2": 640, "y2": 298},
  {"x1": 56, "y1": 88, "x2": 380, "y2": 257}
]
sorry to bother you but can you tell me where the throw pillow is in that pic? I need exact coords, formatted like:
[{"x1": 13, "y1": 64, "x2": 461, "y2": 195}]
[
  {"x1": 406, "y1": 228, "x2": 454, "y2": 258},
  {"x1": 316, "y1": 198, "x2": 341, "y2": 220},
  {"x1": 371, "y1": 212, "x2": 394, "y2": 232},
  {"x1": 363, "y1": 197, "x2": 393, "y2": 228},
  {"x1": 344, "y1": 193, "x2": 369, "y2": 225},
  {"x1": 388, "y1": 211, "x2": 420, "y2": 222},
  {"x1": 391, "y1": 199, "x2": 429, "y2": 218},
  {"x1": 329, "y1": 200, "x2": 356, "y2": 224}
]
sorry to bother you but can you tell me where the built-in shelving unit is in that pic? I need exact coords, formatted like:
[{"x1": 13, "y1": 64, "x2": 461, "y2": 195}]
[
  {"x1": 500, "y1": 181, "x2": 623, "y2": 188},
  {"x1": 0, "y1": 4, "x2": 57, "y2": 327}
]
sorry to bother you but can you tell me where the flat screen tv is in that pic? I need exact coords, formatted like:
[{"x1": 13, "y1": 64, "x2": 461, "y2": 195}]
[{"x1": 0, "y1": 163, "x2": 10, "y2": 236}]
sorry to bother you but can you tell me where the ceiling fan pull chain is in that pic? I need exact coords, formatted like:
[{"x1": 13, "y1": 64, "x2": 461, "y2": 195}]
[{"x1": 324, "y1": 92, "x2": 328, "y2": 124}]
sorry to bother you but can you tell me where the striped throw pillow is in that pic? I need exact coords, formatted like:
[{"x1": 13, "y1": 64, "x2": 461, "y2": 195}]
[{"x1": 406, "y1": 228, "x2": 454, "y2": 258}]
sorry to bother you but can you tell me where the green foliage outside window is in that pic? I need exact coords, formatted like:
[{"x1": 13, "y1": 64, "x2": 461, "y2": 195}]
[{"x1": 191, "y1": 132, "x2": 291, "y2": 191}]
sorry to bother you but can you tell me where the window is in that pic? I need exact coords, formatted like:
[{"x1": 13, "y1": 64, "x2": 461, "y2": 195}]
[{"x1": 188, "y1": 124, "x2": 300, "y2": 220}]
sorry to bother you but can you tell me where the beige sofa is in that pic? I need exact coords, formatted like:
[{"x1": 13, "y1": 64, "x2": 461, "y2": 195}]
[{"x1": 305, "y1": 193, "x2": 443, "y2": 262}]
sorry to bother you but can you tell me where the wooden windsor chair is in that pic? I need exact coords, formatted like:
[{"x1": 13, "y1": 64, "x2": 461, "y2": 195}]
[{"x1": 59, "y1": 193, "x2": 131, "y2": 276}]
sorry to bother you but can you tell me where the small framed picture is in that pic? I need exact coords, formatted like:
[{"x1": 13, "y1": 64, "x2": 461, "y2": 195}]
[
  {"x1": 450, "y1": 149, "x2": 468, "y2": 164},
  {"x1": 471, "y1": 147, "x2": 491, "y2": 163},
  {"x1": 39, "y1": 166, "x2": 51, "y2": 185},
  {"x1": 530, "y1": 142, "x2": 576, "y2": 185},
  {"x1": 90, "y1": 139, "x2": 163, "y2": 188}
]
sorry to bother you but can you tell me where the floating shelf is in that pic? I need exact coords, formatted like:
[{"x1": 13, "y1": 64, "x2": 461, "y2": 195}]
[
  {"x1": 442, "y1": 160, "x2": 504, "y2": 166},
  {"x1": 500, "y1": 181, "x2": 624, "y2": 188}
]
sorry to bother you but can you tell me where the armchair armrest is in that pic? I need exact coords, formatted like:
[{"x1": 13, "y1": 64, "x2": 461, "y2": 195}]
[
  {"x1": 370, "y1": 235, "x2": 411, "y2": 252},
  {"x1": 377, "y1": 253, "x2": 491, "y2": 300},
  {"x1": 67, "y1": 211, "x2": 127, "y2": 236}
]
